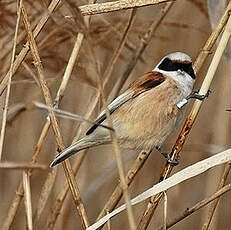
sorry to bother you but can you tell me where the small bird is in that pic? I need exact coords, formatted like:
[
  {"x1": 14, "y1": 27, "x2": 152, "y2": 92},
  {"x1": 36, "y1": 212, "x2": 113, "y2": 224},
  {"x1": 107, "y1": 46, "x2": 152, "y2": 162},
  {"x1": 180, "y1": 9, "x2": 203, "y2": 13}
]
[{"x1": 50, "y1": 52, "x2": 206, "y2": 167}]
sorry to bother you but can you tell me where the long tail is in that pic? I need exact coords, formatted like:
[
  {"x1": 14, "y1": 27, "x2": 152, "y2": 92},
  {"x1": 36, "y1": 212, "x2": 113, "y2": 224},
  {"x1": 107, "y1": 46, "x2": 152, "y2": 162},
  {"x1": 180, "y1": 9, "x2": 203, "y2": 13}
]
[{"x1": 50, "y1": 135, "x2": 110, "y2": 167}]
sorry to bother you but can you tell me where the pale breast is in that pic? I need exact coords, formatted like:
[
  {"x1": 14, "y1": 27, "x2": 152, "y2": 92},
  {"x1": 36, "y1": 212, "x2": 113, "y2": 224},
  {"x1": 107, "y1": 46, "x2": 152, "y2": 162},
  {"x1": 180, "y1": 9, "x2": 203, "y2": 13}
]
[{"x1": 111, "y1": 78, "x2": 185, "y2": 150}]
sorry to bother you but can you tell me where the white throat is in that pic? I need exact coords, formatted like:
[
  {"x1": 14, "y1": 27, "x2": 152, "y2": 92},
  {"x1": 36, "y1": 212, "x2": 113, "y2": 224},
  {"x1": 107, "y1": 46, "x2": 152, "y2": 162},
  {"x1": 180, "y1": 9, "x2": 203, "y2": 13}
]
[{"x1": 154, "y1": 67, "x2": 195, "y2": 97}]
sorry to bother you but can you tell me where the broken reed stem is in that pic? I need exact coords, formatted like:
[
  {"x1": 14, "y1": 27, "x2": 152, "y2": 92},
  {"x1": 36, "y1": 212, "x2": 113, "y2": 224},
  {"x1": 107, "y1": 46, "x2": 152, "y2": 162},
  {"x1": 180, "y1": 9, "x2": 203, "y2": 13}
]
[
  {"x1": 23, "y1": 170, "x2": 33, "y2": 230},
  {"x1": 137, "y1": 3, "x2": 231, "y2": 229},
  {"x1": 0, "y1": 0, "x2": 22, "y2": 160},
  {"x1": 201, "y1": 162, "x2": 231, "y2": 230},
  {"x1": 156, "y1": 183, "x2": 231, "y2": 230},
  {"x1": 53, "y1": 34, "x2": 83, "y2": 105},
  {"x1": 79, "y1": 0, "x2": 174, "y2": 16},
  {"x1": 21, "y1": 4, "x2": 89, "y2": 229}
]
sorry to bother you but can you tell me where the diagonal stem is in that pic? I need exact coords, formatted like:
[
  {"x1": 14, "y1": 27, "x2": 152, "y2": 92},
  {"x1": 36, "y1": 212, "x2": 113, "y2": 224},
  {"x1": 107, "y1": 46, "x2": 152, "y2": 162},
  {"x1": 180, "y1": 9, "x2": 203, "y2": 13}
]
[{"x1": 21, "y1": 4, "x2": 89, "y2": 229}]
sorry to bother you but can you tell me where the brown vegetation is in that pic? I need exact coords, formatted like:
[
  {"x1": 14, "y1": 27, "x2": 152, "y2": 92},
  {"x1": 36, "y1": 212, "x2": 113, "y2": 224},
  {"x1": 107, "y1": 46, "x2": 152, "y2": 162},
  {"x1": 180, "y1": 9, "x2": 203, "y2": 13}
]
[{"x1": 0, "y1": 0, "x2": 231, "y2": 230}]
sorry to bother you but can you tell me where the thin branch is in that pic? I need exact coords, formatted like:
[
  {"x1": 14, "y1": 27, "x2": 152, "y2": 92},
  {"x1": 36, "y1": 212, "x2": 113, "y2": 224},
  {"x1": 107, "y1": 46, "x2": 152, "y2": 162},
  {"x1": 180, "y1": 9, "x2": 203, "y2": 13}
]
[
  {"x1": 23, "y1": 170, "x2": 33, "y2": 230},
  {"x1": 137, "y1": 2, "x2": 231, "y2": 229},
  {"x1": 79, "y1": 0, "x2": 174, "y2": 16},
  {"x1": 156, "y1": 183, "x2": 231, "y2": 230},
  {"x1": 0, "y1": 0, "x2": 22, "y2": 160},
  {"x1": 53, "y1": 33, "x2": 83, "y2": 105},
  {"x1": 21, "y1": 4, "x2": 89, "y2": 229}
]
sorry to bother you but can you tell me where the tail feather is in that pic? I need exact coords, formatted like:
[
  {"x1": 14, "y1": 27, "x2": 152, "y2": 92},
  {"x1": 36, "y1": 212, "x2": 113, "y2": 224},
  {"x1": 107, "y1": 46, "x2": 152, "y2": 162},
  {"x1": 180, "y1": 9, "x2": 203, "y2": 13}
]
[{"x1": 50, "y1": 135, "x2": 110, "y2": 167}]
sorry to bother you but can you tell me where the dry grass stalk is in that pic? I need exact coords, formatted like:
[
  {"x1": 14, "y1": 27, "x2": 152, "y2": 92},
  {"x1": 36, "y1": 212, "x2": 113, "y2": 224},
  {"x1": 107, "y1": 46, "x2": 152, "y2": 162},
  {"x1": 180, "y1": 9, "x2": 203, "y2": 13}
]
[
  {"x1": 21, "y1": 4, "x2": 89, "y2": 229},
  {"x1": 163, "y1": 192, "x2": 167, "y2": 230},
  {"x1": 32, "y1": 11, "x2": 96, "y2": 229},
  {"x1": 47, "y1": 150, "x2": 87, "y2": 229},
  {"x1": 62, "y1": 3, "x2": 139, "y2": 228},
  {"x1": 84, "y1": 19, "x2": 136, "y2": 230},
  {"x1": 2, "y1": 1, "x2": 229, "y2": 230},
  {"x1": 79, "y1": 0, "x2": 174, "y2": 16},
  {"x1": 54, "y1": 35, "x2": 84, "y2": 104},
  {"x1": 201, "y1": 162, "x2": 231, "y2": 229},
  {"x1": 97, "y1": 150, "x2": 151, "y2": 220},
  {"x1": 156, "y1": 183, "x2": 231, "y2": 230},
  {"x1": 0, "y1": 0, "x2": 22, "y2": 160},
  {"x1": 100, "y1": 18, "x2": 144, "y2": 61},
  {"x1": 46, "y1": 12, "x2": 136, "y2": 222},
  {"x1": 112, "y1": 1, "x2": 174, "y2": 99},
  {"x1": 83, "y1": 148, "x2": 231, "y2": 230},
  {"x1": 0, "y1": 0, "x2": 61, "y2": 96},
  {"x1": 22, "y1": 62, "x2": 40, "y2": 87},
  {"x1": 6, "y1": 103, "x2": 26, "y2": 123},
  {"x1": 33, "y1": 167, "x2": 57, "y2": 228},
  {"x1": 137, "y1": 2, "x2": 231, "y2": 229},
  {"x1": 23, "y1": 170, "x2": 33, "y2": 230},
  {"x1": 103, "y1": 9, "x2": 137, "y2": 89},
  {"x1": 96, "y1": 2, "x2": 174, "y2": 222},
  {"x1": 34, "y1": 101, "x2": 113, "y2": 131},
  {"x1": 0, "y1": 162, "x2": 47, "y2": 170}
]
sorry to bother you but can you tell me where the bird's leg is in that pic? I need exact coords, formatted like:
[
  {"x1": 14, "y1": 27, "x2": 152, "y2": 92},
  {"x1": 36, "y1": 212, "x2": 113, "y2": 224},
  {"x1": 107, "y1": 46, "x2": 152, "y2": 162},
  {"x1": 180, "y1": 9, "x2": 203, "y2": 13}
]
[
  {"x1": 155, "y1": 146, "x2": 179, "y2": 166},
  {"x1": 177, "y1": 89, "x2": 211, "y2": 109},
  {"x1": 186, "y1": 89, "x2": 211, "y2": 101}
]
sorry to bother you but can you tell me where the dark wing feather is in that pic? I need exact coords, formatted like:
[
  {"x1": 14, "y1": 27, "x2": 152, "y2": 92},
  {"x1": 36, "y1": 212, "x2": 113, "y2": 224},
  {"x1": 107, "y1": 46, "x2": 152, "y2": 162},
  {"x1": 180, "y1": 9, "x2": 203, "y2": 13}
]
[{"x1": 86, "y1": 72, "x2": 166, "y2": 135}]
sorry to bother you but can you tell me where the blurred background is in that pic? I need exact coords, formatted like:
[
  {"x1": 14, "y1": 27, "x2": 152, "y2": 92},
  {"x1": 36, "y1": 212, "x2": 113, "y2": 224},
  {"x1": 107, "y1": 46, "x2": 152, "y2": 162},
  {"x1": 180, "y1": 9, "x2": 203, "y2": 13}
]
[{"x1": 0, "y1": 0, "x2": 231, "y2": 229}]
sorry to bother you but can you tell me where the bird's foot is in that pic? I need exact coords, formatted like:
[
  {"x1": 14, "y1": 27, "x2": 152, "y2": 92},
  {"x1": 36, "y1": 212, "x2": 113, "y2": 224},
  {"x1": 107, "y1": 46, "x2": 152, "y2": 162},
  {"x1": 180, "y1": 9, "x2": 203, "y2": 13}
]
[
  {"x1": 186, "y1": 89, "x2": 211, "y2": 101},
  {"x1": 155, "y1": 146, "x2": 179, "y2": 166}
]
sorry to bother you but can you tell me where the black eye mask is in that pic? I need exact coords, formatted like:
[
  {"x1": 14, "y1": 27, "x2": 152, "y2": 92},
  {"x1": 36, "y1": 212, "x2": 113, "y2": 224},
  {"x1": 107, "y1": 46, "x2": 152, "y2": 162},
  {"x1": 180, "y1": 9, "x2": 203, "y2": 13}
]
[{"x1": 158, "y1": 58, "x2": 195, "y2": 79}]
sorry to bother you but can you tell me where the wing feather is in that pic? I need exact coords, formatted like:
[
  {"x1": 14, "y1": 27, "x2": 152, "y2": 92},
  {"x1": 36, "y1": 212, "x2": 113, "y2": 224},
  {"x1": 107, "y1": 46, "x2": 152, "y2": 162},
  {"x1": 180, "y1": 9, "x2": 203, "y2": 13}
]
[{"x1": 86, "y1": 72, "x2": 166, "y2": 135}]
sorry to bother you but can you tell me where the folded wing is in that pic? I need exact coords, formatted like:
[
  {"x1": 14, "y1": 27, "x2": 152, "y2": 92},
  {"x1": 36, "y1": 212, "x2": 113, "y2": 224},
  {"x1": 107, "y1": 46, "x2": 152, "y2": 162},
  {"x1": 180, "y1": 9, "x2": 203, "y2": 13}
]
[{"x1": 86, "y1": 72, "x2": 166, "y2": 135}]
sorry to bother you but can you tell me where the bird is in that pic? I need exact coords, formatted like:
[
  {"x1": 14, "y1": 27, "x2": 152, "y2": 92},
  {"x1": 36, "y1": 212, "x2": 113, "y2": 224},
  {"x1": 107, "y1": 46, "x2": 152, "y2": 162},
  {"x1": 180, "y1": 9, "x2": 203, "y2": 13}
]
[{"x1": 50, "y1": 51, "x2": 206, "y2": 167}]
